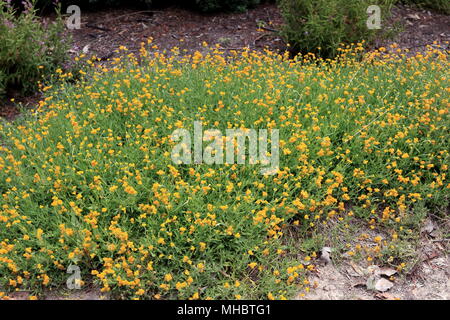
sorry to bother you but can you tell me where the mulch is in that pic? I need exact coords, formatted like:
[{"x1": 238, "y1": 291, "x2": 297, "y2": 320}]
[
  {"x1": 374, "y1": 4, "x2": 450, "y2": 53},
  {"x1": 68, "y1": 3, "x2": 286, "y2": 60}
]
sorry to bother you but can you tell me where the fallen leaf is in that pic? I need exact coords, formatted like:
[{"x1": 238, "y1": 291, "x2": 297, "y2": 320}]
[
  {"x1": 367, "y1": 276, "x2": 394, "y2": 292},
  {"x1": 366, "y1": 265, "x2": 380, "y2": 275},
  {"x1": 347, "y1": 261, "x2": 364, "y2": 277},
  {"x1": 82, "y1": 45, "x2": 90, "y2": 54},
  {"x1": 421, "y1": 219, "x2": 435, "y2": 234},
  {"x1": 375, "y1": 292, "x2": 397, "y2": 300},
  {"x1": 377, "y1": 267, "x2": 397, "y2": 277},
  {"x1": 407, "y1": 14, "x2": 421, "y2": 20}
]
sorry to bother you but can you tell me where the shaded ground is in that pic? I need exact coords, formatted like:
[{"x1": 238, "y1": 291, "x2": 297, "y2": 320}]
[
  {"x1": 67, "y1": 3, "x2": 450, "y2": 58},
  {"x1": 375, "y1": 4, "x2": 450, "y2": 54},
  {"x1": 65, "y1": 3, "x2": 450, "y2": 59},
  {"x1": 0, "y1": 91, "x2": 42, "y2": 121},
  {"x1": 68, "y1": 4, "x2": 285, "y2": 58}
]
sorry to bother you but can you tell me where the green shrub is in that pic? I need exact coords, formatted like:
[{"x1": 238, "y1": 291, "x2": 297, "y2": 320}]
[
  {"x1": 191, "y1": 0, "x2": 261, "y2": 12},
  {"x1": 0, "y1": 70, "x2": 6, "y2": 97},
  {"x1": 278, "y1": 0, "x2": 396, "y2": 58},
  {"x1": 0, "y1": 0, "x2": 69, "y2": 97},
  {"x1": 20, "y1": 0, "x2": 262, "y2": 13},
  {"x1": 398, "y1": 0, "x2": 450, "y2": 14},
  {"x1": 37, "y1": 0, "x2": 154, "y2": 10}
]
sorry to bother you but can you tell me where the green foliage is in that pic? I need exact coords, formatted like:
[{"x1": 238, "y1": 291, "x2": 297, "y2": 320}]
[
  {"x1": 0, "y1": 1, "x2": 69, "y2": 97},
  {"x1": 18, "y1": 0, "x2": 153, "y2": 9},
  {"x1": 398, "y1": 0, "x2": 450, "y2": 14},
  {"x1": 0, "y1": 70, "x2": 6, "y2": 97},
  {"x1": 192, "y1": 0, "x2": 262, "y2": 12},
  {"x1": 21, "y1": 0, "x2": 261, "y2": 12},
  {"x1": 278, "y1": 0, "x2": 396, "y2": 58}
]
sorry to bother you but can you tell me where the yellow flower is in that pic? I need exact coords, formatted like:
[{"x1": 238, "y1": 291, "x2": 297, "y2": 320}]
[
  {"x1": 124, "y1": 185, "x2": 137, "y2": 195},
  {"x1": 164, "y1": 274, "x2": 173, "y2": 282},
  {"x1": 136, "y1": 289, "x2": 145, "y2": 296},
  {"x1": 176, "y1": 282, "x2": 187, "y2": 291},
  {"x1": 36, "y1": 229, "x2": 43, "y2": 241}
]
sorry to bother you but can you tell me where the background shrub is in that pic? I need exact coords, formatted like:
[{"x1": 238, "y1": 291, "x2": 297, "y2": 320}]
[
  {"x1": 278, "y1": 0, "x2": 396, "y2": 58},
  {"x1": 0, "y1": 1, "x2": 69, "y2": 97},
  {"x1": 9, "y1": 0, "x2": 155, "y2": 13},
  {"x1": 398, "y1": 0, "x2": 450, "y2": 14},
  {"x1": 17, "y1": 0, "x2": 263, "y2": 12},
  {"x1": 0, "y1": 70, "x2": 6, "y2": 97},
  {"x1": 189, "y1": 0, "x2": 262, "y2": 12}
]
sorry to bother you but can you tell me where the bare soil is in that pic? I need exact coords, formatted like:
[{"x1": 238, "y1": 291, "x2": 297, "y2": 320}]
[
  {"x1": 375, "y1": 4, "x2": 450, "y2": 54},
  {"x1": 297, "y1": 218, "x2": 449, "y2": 300},
  {"x1": 67, "y1": 3, "x2": 285, "y2": 59}
]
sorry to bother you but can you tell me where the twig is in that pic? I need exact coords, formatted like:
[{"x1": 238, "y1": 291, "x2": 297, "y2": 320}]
[
  {"x1": 98, "y1": 52, "x2": 114, "y2": 61},
  {"x1": 218, "y1": 270, "x2": 231, "y2": 278},
  {"x1": 428, "y1": 212, "x2": 450, "y2": 222},
  {"x1": 253, "y1": 33, "x2": 270, "y2": 46},
  {"x1": 221, "y1": 47, "x2": 250, "y2": 50},
  {"x1": 261, "y1": 26, "x2": 279, "y2": 33},
  {"x1": 86, "y1": 23, "x2": 112, "y2": 32},
  {"x1": 97, "y1": 10, "x2": 160, "y2": 24}
]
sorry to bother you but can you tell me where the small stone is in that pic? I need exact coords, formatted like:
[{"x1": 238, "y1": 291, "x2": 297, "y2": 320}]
[{"x1": 367, "y1": 276, "x2": 394, "y2": 292}]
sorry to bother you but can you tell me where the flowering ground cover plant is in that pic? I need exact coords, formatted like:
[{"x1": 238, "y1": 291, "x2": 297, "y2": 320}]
[{"x1": 0, "y1": 41, "x2": 448, "y2": 299}]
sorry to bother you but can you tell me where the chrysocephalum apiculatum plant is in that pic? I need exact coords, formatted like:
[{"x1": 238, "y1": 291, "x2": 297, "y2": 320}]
[{"x1": 0, "y1": 40, "x2": 449, "y2": 299}]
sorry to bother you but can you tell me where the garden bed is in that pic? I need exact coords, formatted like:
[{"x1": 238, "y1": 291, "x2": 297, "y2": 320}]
[
  {"x1": 1, "y1": 43, "x2": 448, "y2": 299},
  {"x1": 0, "y1": 2, "x2": 449, "y2": 301}
]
